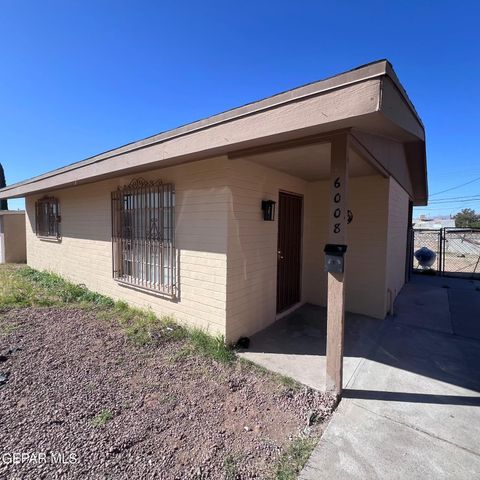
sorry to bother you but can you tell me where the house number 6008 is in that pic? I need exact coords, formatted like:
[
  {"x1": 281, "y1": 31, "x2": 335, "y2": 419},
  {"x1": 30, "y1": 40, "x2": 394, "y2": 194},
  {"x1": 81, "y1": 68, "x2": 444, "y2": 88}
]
[{"x1": 333, "y1": 177, "x2": 342, "y2": 234}]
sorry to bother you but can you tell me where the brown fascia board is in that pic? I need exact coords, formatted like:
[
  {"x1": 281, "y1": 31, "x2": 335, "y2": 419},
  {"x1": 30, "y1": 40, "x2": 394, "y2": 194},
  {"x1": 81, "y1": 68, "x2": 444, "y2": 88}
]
[
  {"x1": 0, "y1": 59, "x2": 424, "y2": 199},
  {"x1": 351, "y1": 129, "x2": 427, "y2": 205},
  {"x1": 375, "y1": 74, "x2": 428, "y2": 204},
  {"x1": 405, "y1": 140, "x2": 428, "y2": 206},
  {"x1": 384, "y1": 62, "x2": 424, "y2": 130}
]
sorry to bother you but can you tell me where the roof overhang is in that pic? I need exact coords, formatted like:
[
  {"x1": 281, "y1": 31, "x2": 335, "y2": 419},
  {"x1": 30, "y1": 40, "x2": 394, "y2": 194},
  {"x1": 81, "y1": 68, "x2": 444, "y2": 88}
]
[{"x1": 0, "y1": 59, "x2": 427, "y2": 204}]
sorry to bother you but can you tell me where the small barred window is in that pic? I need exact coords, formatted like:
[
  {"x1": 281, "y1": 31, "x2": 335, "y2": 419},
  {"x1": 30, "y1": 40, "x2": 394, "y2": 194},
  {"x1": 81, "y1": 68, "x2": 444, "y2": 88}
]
[{"x1": 35, "y1": 197, "x2": 61, "y2": 239}]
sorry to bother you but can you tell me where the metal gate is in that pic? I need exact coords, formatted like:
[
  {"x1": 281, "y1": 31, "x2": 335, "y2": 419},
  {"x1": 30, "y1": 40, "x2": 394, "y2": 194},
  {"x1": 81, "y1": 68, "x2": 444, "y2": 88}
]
[{"x1": 411, "y1": 228, "x2": 480, "y2": 278}]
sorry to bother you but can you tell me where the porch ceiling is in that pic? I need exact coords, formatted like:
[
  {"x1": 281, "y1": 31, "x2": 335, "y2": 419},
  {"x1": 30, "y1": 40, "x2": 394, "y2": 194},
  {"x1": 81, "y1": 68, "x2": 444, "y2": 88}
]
[{"x1": 234, "y1": 142, "x2": 377, "y2": 181}]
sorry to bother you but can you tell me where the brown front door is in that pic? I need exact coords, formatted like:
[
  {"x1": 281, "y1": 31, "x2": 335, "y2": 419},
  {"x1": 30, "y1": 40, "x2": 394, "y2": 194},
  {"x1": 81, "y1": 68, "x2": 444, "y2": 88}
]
[{"x1": 276, "y1": 191, "x2": 303, "y2": 313}]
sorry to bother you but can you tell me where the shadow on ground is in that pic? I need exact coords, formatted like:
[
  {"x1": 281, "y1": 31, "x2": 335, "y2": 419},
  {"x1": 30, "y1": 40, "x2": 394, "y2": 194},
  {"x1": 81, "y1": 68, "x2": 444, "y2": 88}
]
[{"x1": 239, "y1": 275, "x2": 480, "y2": 395}]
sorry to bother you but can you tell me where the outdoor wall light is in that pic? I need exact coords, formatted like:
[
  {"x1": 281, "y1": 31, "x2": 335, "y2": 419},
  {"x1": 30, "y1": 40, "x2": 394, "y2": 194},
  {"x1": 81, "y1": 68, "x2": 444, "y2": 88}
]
[{"x1": 261, "y1": 200, "x2": 276, "y2": 221}]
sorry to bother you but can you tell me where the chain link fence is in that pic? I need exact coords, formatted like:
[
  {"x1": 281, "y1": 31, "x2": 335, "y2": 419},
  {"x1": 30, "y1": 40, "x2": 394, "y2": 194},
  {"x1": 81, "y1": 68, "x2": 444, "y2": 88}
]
[
  {"x1": 412, "y1": 228, "x2": 480, "y2": 278},
  {"x1": 443, "y1": 229, "x2": 480, "y2": 278}
]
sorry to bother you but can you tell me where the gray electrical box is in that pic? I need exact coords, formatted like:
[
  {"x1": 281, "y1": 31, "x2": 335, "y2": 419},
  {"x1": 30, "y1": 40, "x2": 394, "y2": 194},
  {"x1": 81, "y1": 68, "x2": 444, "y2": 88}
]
[{"x1": 324, "y1": 244, "x2": 347, "y2": 273}]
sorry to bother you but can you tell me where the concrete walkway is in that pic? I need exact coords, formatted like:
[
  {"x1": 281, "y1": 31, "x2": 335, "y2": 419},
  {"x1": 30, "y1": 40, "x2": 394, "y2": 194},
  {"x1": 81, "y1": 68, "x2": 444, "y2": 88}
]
[{"x1": 301, "y1": 275, "x2": 480, "y2": 479}]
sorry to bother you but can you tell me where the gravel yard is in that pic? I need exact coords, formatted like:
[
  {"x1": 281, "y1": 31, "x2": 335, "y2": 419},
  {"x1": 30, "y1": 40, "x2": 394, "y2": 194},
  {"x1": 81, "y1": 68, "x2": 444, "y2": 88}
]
[{"x1": 0, "y1": 304, "x2": 334, "y2": 479}]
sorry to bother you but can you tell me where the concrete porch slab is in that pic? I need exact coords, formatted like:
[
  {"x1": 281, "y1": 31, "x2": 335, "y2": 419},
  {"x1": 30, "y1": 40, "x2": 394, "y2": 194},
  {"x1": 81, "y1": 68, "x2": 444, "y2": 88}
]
[{"x1": 238, "y1": 304, "x2": 384, "y2": 391}]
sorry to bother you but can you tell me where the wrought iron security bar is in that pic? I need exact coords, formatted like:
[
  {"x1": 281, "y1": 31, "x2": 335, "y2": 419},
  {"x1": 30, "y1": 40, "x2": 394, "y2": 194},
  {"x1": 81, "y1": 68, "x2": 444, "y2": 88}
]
[
  {"x1": 35, "y1": 197, "x2": 61, "y2": 239},
  {"x1": 111, "y1": 178, "x2": 176, "y2": 296}
]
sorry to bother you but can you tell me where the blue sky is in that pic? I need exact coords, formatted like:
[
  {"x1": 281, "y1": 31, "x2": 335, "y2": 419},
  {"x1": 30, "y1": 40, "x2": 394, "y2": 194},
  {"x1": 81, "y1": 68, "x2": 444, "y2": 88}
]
[{"x1": 1, "y1": 0, "x2": 479, "y2": 215}]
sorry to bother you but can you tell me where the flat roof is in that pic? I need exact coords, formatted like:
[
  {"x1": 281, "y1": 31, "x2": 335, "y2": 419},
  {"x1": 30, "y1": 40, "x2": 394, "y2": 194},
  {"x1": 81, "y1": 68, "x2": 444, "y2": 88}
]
[{"x1": 0, "y1": 59, "x2": 425, "y2": 199}]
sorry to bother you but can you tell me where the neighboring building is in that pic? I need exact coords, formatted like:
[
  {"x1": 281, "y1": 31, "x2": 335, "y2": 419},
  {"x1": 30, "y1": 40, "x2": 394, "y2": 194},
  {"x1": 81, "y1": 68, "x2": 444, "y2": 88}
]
[
  {"x1": 0, "y1": 60, "x2": 427, "y2": 343},
  {"x1": 413, "y1": 216, "x2": 455, "y2": 229},
  {"x1": 0, "y1": 211, "x2": 26, "y2": 264}
]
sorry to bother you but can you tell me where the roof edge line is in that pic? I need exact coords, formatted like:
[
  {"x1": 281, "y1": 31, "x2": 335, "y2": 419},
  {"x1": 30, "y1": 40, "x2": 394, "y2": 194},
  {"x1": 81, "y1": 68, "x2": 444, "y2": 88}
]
[
  {"x1": 0, "y1": 60, "x2": 424, "y2": 197},
  {"x1": 0, "y1": 63, "x2": 391, "y2": 195}
]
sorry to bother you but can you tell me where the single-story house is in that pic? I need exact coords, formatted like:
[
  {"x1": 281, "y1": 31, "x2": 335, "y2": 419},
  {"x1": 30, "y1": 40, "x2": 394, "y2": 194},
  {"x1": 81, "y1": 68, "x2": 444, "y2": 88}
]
[
  {"x1": 0, "y1": 210, "x2": 27, "y2": 264},
  {"x1": 0, "y1": 60, "x2": 427, "y2": 361}
]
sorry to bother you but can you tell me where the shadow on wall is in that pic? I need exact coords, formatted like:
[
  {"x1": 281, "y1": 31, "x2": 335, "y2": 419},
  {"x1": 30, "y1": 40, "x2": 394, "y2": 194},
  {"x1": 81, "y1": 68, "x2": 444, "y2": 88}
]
[
  {"x1": 26, "y1": 185, "x2": 230, "y2": 254},
  {"x1": 25, "y1": 196, "x2": 110, "y2": 243}
]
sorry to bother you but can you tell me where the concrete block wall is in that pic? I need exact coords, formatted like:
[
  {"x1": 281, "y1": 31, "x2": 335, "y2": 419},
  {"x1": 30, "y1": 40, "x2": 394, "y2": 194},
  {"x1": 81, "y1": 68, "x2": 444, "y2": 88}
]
[
  {"x1": 25, "y1": 157, "x2": 230, "y2": 337},
  {"x1": 24, "y1": 154, "x2": 409, "y2": 343},
  {"x1": 225, "y1": 159, "x2": 308, "y2": 342},
  {"x1": 225, "y1": 158, "x2": 393, "y2": 342},
  {"x1": 0, "y1": 213, "x2": 26, "y2": 264}
]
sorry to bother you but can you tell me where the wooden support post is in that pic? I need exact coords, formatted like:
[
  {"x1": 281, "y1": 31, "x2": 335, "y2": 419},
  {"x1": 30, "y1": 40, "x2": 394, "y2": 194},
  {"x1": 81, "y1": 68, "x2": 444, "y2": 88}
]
[{"x1": 326, "y1": 134, "x2": 349, "y2": 397}]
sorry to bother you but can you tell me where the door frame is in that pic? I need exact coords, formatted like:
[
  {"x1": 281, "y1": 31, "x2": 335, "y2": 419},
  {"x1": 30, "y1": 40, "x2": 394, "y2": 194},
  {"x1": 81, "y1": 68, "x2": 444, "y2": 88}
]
[{"x1": 276, "y1": 189, "x2": 304, "y2": 314}]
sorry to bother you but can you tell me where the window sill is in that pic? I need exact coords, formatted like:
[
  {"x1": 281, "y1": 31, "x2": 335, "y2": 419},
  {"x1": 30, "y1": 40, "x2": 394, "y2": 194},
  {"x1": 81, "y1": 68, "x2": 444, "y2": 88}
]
[
  {"x1": 114, "y1": 278, "x2": 176, "y2": 300},
  {"x1": 37, "y1": 236, "x2": 62, "y2": 243}
]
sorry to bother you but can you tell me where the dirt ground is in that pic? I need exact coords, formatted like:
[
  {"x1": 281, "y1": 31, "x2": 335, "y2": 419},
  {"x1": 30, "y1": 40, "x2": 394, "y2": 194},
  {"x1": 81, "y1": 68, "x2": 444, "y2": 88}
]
[{"x1": 0, "y1": 307, "x2": 334, "y2": 479}]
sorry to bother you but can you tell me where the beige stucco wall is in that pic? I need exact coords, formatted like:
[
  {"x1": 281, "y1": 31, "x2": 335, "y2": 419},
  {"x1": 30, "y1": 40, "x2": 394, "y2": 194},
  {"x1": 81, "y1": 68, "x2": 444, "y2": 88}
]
[
  {"x1": 25, "y1": 157, "x2": 229, "y2": 337},
  {"x1": 385, "y1": 177, "x2": 410, "y2": 310},
  {"x1": 0, "y1": 213, "x2": 27, "y2": 263}
]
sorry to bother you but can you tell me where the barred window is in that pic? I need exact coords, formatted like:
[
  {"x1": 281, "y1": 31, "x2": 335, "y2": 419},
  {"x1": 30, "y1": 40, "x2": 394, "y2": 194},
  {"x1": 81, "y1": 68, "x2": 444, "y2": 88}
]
[
  {"x1": 35, "y1": 197, "x2": 61, "y2": 239},
  {"x1": 111, "y1": 178, "x2": 176, "y2": 296}
]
